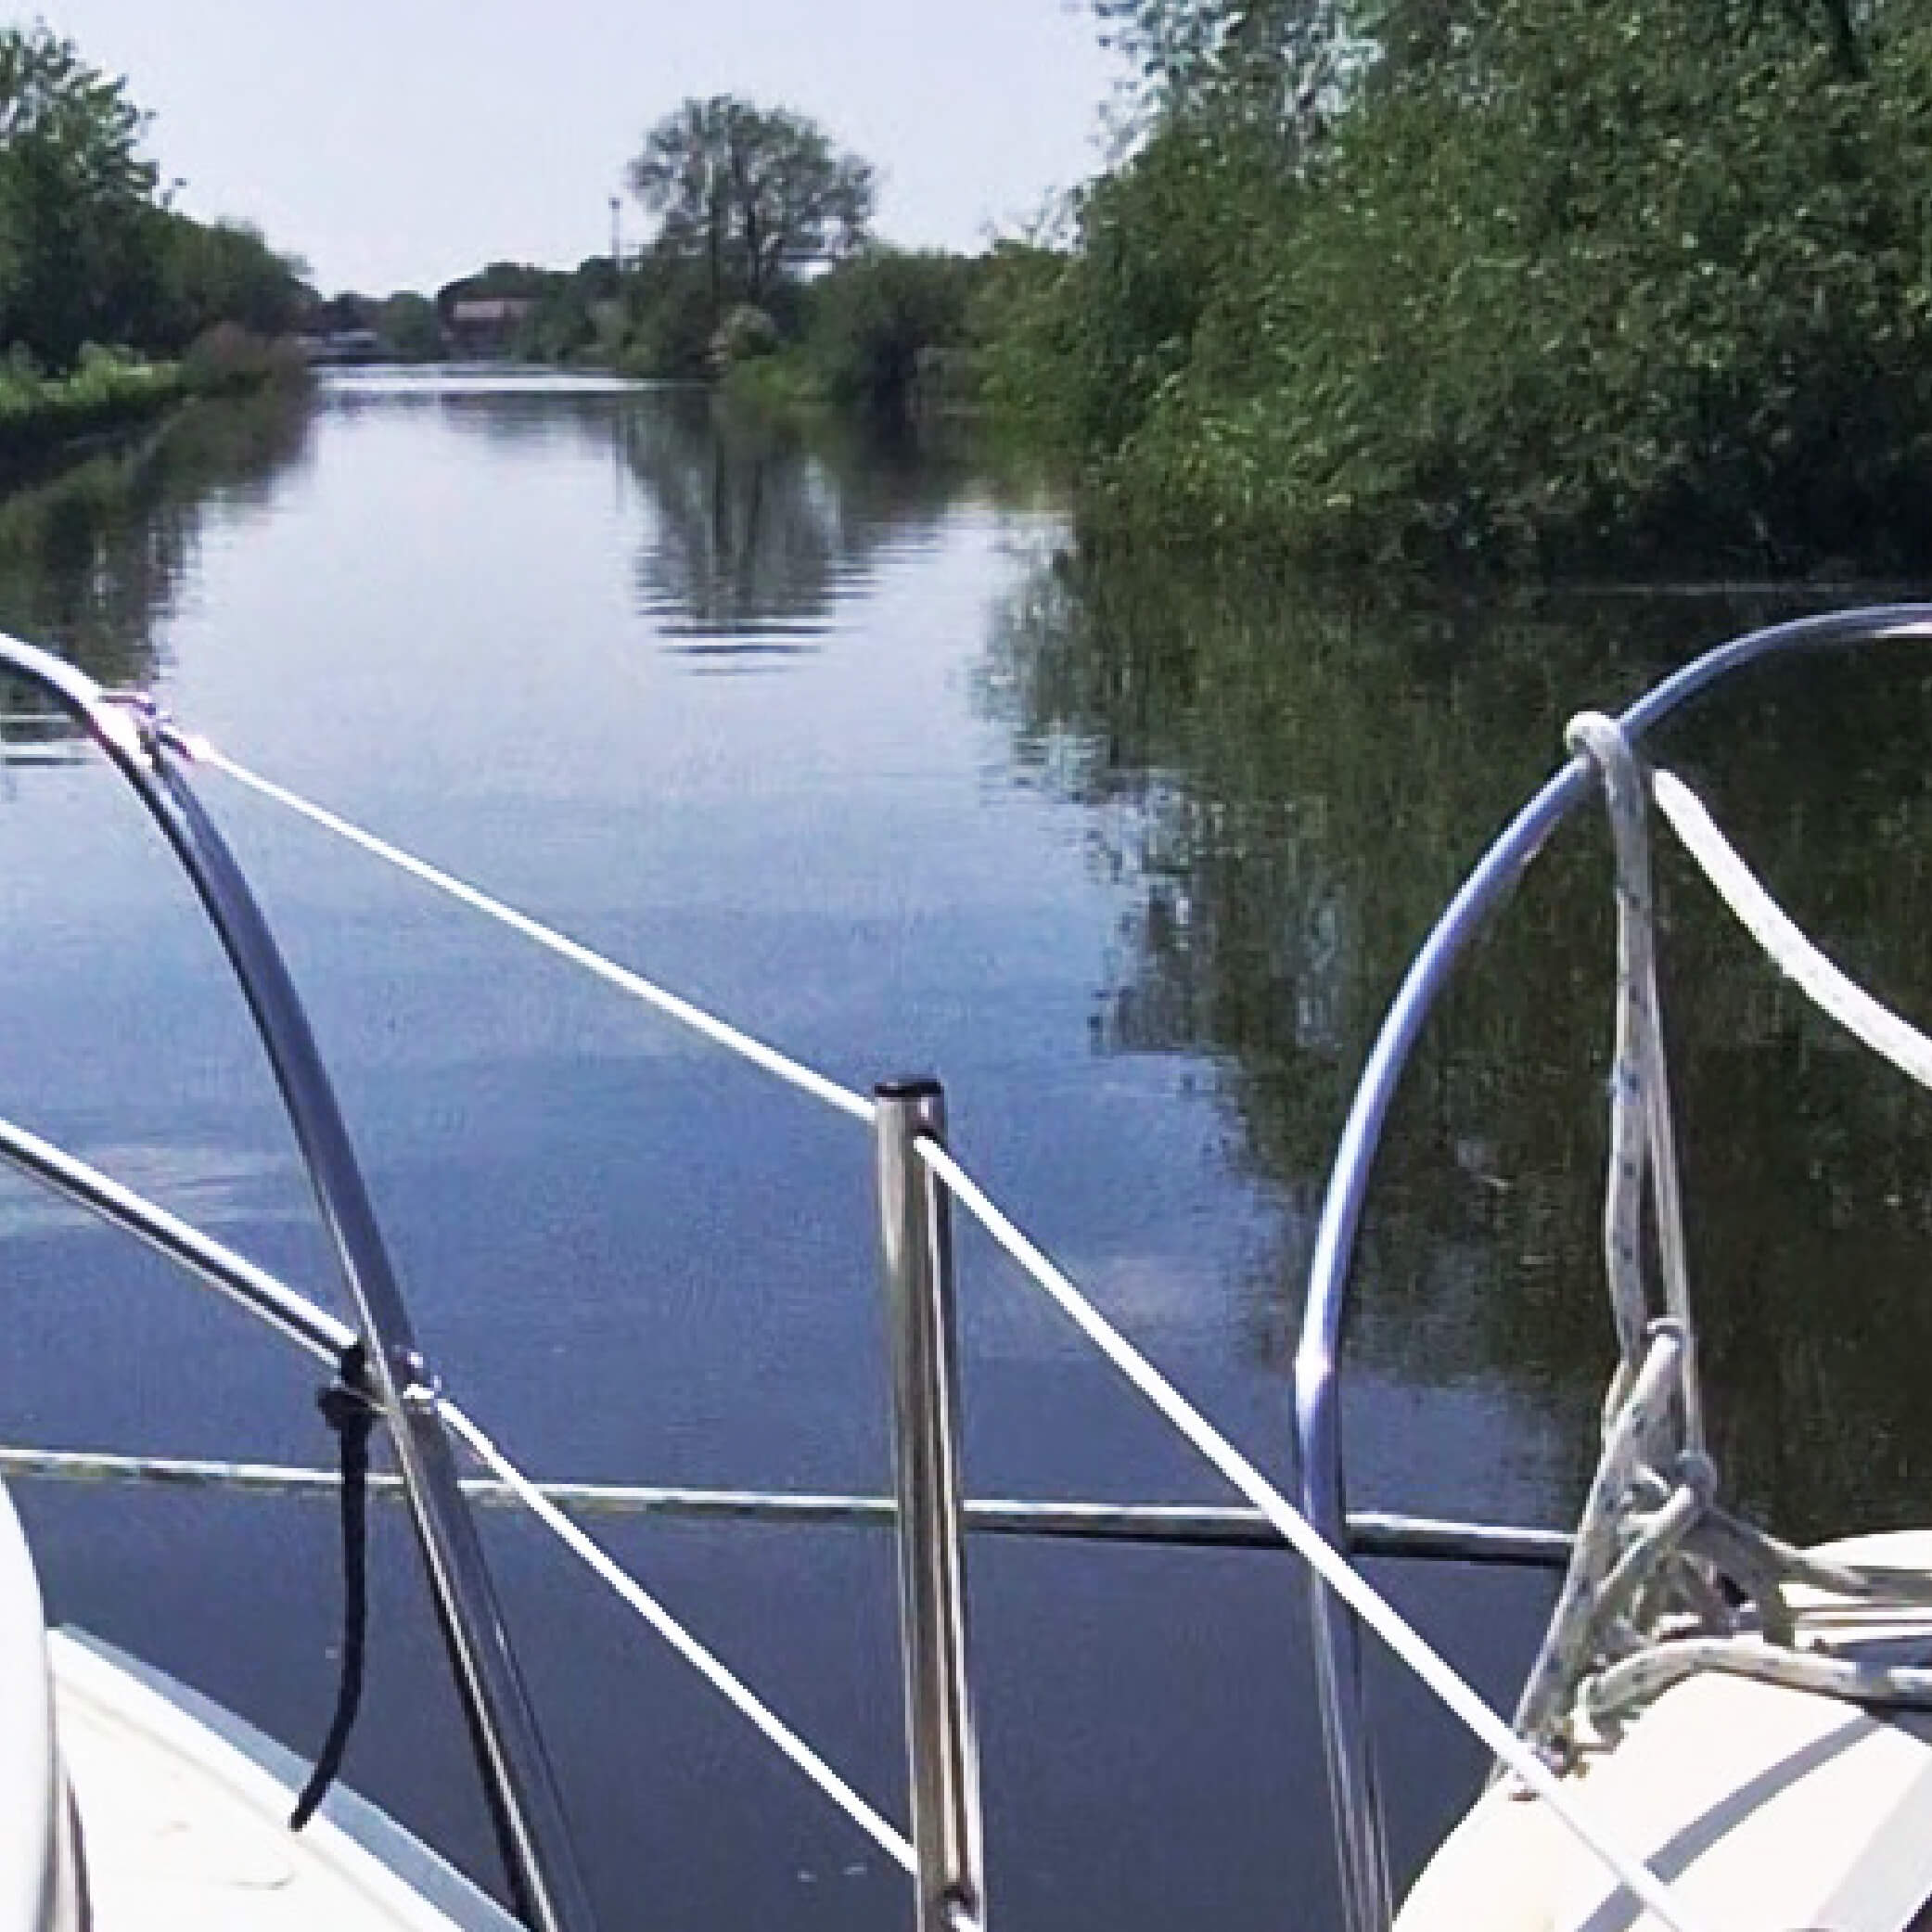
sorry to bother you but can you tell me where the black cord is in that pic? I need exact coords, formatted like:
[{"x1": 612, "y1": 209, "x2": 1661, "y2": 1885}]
[{"x1": 290, "y1": 1339, "x2": 377, "y2": 1832}]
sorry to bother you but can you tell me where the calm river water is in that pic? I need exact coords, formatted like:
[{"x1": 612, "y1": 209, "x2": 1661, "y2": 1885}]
[{"x1": 3, "y1": 372, "x2": 1932, "y2": 1929}]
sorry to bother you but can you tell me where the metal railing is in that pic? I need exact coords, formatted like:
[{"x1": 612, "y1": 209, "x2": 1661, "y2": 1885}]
[
  {"x1": 0, "y1": 636, "x2": 593, "y2": 1932},
  {"x1": 1290, "y1": 602, "x2": 1932, "y2": 1932},
  {"x1": 875, "y1": 1081, "x2": 984, "y2": 1932},
  {"x1": 11, "y1": 615, "x2": 1882, "y2": 1931}
]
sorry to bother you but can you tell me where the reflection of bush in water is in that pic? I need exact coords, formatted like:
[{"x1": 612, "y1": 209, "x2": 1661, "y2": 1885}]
[
  {"x1": 0, "y1": 389, "x2": 314, "y2": 707},
  {"x1": 618, "y1": 390, "x2": 971, "y2": 635},
  {"x1": 983, "y1": 552, "x2": 1932, "y2": 1537}
]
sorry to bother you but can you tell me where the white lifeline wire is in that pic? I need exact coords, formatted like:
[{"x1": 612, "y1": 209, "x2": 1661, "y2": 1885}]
[
  {"x1": 917, "y1": 1139, "x2": 1709, "y2": 1932},
  {"x1": 439, "y1": 1401, "x2": 916, "y2": 1874},
  {"x1": 198, "y1": 748, "x2": 876, "y2": 1125},
  {"x1": 200, "y1": 744, "x2": 1694, "y2": 1920},
  {"x1": 1653, "y1": 768, "x2": 1932, "y2": 1093}
]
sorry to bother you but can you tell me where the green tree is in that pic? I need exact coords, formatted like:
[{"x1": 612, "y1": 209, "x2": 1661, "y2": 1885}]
[
  {"x1": 149, "y1": 211, "x2": 308, "y2": 348},
  {"x1": 435, "y1": 260, "x2": 558, "y2": 309},
  {"x1": 619, "y1": 242, "x2": 721, "y2": 375},
  {"x1": 626, "y1": 96, "x2": 875, "y2": 315},
  {"x1": 0, "y1": 23, "x2": 159, "y2": 367},
  {"x1": 998, "y1": 0, "x2": 1932, "y2": 569},
  {"x1": 803, "y1": 248, "x2": 978, "y2": 418},
  {"x1": 375, "y1": 290, "x2": 444, "y2": 361},
  {"x1": 1093, "y1": 0, "x2": 1360, "y2": 147},
  {"x1": 978, "y1": 113, "x2": 1295, "y2": 454}
]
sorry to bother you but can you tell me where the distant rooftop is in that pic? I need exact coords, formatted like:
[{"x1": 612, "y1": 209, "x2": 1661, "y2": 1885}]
[{"x1": 447, "y1": 297, "x2": 536, "y2": 326}]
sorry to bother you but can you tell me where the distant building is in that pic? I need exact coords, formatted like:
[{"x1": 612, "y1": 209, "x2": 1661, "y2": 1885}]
[
  {"x1": 445, "y1": 297, "x2": 537, "y2": 359},
  {"x1": 299, "y1": 327, "x2": 385, "y2": 365}
]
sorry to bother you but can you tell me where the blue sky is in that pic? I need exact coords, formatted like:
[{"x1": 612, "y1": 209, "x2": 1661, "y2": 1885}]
[{"x1": 40, "y1": 0, "x2": 1119, "y2": 293}]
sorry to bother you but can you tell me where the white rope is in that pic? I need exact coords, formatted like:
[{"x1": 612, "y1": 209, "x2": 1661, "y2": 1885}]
[
  {"x1": 438, "y1": 1401, "x2": 915, "y2": 1874},
  {"x1": 198, "y1": 748, "x2": 876, "y2": 1125},
  {"x1": 1567, "y1": 712, "x2": 1702, "y2": 1454},
  {"x1": 1653, "y1": 768, "x2": 1932, "y2": 1093},
  {"x1": 916, "y1": 1139, "x2": 1708, "y2": 1932}
]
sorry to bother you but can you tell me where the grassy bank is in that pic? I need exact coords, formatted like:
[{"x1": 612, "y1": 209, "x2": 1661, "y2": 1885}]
[
  {"x1": 0, "y1": 350, "x2": 184, "y2": 461},
  {"x1": 0, "y1": 331, "x2": 309, "y2": 470}
]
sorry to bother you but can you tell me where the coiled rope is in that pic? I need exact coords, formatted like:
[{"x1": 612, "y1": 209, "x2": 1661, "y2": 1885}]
[{"x1": 1505, "y1": 713, "x2": 1932, "y2": 1774}]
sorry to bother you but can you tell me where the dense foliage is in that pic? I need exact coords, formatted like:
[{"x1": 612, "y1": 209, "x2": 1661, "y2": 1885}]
[
  {"x1": 0, "y1": 343, "x2": 177, "y2": 458},
  {"x1": 0, "y1": 23, "x2": 307, "y2": 379},
  {"x1": 787, "y1": 248, "x2": 981, "y2": 416},
  {"x1": 985, "y1": 0, "x2": 1932, "y2": 571}
]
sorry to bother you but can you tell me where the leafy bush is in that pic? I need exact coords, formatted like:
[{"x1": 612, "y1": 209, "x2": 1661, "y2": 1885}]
[
  {"x1": 180, "y1": 322, "x2": 307, "y2": 394},
  {"x1": 0, "y1": 342, "x2": 182, "y2": 455},
  {"x1": 711, "y1": 302, "x2": 781, "y2": 367},
  {"x1": 990, "y1": 0, "x2": 1932, "y2": 572},
  {"x1": 619, "y1": 249, "x2": 719, "y2": 376},
  {"x1": 375, "y1": 292, "x2": 445, "y2": 362},
  {"x1": 977, "y1": 121, "x2": 1297, "y2": 455},
  {"x1": 802, "y1": 249, "x2": 978, "y2": 417}
]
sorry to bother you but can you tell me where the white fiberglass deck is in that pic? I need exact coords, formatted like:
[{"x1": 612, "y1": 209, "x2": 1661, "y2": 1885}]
[
  {"x1": 51, "y1": 1631, "x2": 518, "y2": 1932},
  {"x1": 1398, "y1": 1530, "x2": 1932, "y2": 1932}
]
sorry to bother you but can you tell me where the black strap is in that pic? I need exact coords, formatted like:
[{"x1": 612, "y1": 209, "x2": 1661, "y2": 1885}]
[{"x1": 290, "y1": 1340, "x2": 377, "y2": 1832}]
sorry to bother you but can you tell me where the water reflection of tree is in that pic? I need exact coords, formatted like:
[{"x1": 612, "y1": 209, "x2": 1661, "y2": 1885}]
[
  {"x1": 0, "y1": 390, "x2": 313, "y2": 717},
  {"x1": 326, "y1": 384, "x2": 627, "y2": 452},
  {"x1": 618, "y1": 390, "x2": 963, "y2": 643},
  {"x1": 984, "y1": 553, "x2": 1932, "y2": 1539},
  {"x1": 322, "y1": 379, "x2": 981, "y2": 648}
]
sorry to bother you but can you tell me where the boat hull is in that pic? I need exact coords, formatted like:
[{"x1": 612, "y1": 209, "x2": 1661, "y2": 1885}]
[{"x1": 1397, "y1": 1529, "x2": 1932, "y2": 1932}]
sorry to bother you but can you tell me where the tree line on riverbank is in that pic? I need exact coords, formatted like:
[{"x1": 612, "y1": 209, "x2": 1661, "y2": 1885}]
[
  {"x1": 385, "y1": 96, "x2": 997, "y2": 429},
  {"x1": 579, "y1": 5, "x2": 1932, "y2": 574},
  {"x1": 28, "y1": 1, "x2": 1926, "y2": 573},
  {"x1": 981, "y1": 0, "x2": 1932, "y2": 573},
  {"x1": 0, "y1": 18, "x2": 996, "y2": 446},
  {"x1": 0, "y1": 22, "x2": 316, "y2": 453}
]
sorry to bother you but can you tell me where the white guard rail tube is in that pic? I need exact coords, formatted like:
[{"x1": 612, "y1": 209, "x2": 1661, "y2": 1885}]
[
  {"x1": 1290, "y1": 602, "x2": 1932, "y2": 1930},
  {"x1": 875, "y1": 1081, "x2": 986, "y2": 1932}
]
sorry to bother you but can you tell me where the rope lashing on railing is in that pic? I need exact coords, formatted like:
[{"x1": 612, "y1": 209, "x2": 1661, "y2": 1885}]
[
  {"x1": 1565, "y1": 713, "x2": 1702, "y2": 1452},
  {"x1": 915, "y1": 1137, "x2": 1708, "y2": 1932},
  {"x1": 196, "y1": 748, "x2": 876, "y2": 1126},
  {"x1": 289, "y1": 1341, "x2": 377, "y2": 1831},
  {"x1": 436, "y1": 1401, "x2": 916, "y2": 1875},
  {"x1": 1505, "y1": 1323, "x2": 1692, "y2": 1762},
  {"x1": 1586, "y1": 1634, "x2": 1932, "y2": 1723},
  {"x1": 1501, "y1": 716, "x2": 1715, "y2": 1769},
  {"x1": 1499, "y1": 715, "x2": 1932, "y2": 1778}
]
